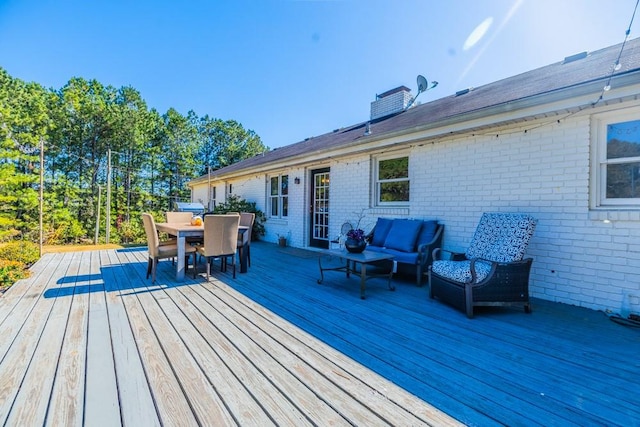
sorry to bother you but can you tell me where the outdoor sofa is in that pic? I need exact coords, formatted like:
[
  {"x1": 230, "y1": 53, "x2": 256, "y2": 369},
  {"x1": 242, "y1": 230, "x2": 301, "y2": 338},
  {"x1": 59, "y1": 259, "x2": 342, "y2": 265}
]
[{"x1": 366, "y1": 218, "x2": 443, "y2": 285}]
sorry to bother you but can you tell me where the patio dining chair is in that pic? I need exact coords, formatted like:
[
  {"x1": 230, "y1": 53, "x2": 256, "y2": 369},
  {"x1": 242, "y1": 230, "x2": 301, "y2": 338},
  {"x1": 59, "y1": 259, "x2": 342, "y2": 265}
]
[
  {"x1": 428, "y1": 212, "x2": 537, "y2": 318},
  {"x1": 237, "y1": 212, "x2": 255, "y2": 267},
  {"x1": 142, "y1": 213, "x2": 196, "y2": 283},
  {"x1": 164, "y1": 211, "x2": 200, "y2": 260},
  {"x1": 196, "y1": 214, "x2": 240, "y2": 280},
  {"x1": 166, "y1": 211, "x2": 193, "y2": 223}
]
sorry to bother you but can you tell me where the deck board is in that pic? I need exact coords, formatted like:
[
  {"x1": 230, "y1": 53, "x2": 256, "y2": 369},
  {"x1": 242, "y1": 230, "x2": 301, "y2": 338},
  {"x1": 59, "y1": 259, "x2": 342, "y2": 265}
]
[
  {"x1": 112, "y1": 249, "x2": 204, "y2": 426},
  {"x1": 207, "y1": 279, "x2": 455, "y2": 426},
  {"x1": 7, "y1": 251, "x2": 85, "y2": 425},
  {"x1": 0, "y1": 252, "x2": 77, "y2": 424},
  {"x1": 45, "y1": 251, "x2": 91, "y2": 427},
  {"x1": 84, "y1": 251, "x2": 121, "y2": 426},
  {"x1": 102, "y1": 249, "x2": 160, "y2": 427},
  {"x1": 1, "y1": 241, "x2": 638, "y2": 426},
  {"x1": 225, "y1": 243, "x2": 640, "y2": 426},
  {"x1": 160, "y1": 281, "x2": 313, "y2": 425},
  {"x1": 117, "y1": 250, "x2": 240, "y2": 426}
]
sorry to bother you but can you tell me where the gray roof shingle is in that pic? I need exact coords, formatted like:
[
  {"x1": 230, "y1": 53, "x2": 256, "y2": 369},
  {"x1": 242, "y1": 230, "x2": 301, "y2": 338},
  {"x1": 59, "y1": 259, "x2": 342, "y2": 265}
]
[{"x1": 193, "y1": 37, "x2": 640, "y2": 183}]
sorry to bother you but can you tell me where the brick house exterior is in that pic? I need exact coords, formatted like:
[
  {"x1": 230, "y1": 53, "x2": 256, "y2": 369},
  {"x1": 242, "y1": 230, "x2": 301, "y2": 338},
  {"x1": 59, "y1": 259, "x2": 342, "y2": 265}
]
[{"x1": 189, "y1": 38, "x2": 640, "y2": 315}]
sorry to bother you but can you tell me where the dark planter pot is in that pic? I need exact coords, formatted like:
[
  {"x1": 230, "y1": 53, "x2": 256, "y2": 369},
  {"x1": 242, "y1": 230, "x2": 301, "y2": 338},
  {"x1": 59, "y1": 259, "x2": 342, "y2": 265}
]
[{"x1": 345, "y1": 239, "x2": 366, "y2": 253}]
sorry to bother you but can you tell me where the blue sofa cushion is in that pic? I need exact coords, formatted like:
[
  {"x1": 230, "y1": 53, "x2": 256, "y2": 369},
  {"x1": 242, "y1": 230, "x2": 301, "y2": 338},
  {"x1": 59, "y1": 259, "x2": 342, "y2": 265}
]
[
  {"x1": 415, "y1": 220, "x2": 438, "y2": 248},
  {"x1": 368, "y1": 246, "x2": 419, "y2": 265},
  {"x1": 384, "y1": 219, "x2": 422, "y2": 253},
  {"x1": 371, "y1": 217, "x2": 393, "y2": 247}
]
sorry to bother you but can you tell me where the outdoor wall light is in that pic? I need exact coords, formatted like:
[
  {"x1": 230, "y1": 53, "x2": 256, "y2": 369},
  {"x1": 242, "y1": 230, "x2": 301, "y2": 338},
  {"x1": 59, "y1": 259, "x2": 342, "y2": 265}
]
[{"x1": 294, "y1": 177, "x2": 300, "y2": 184}]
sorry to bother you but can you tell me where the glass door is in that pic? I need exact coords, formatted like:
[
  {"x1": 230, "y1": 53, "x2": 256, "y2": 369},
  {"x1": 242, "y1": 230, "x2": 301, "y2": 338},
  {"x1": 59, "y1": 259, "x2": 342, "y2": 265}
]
[{"x1": 309, "y1": 168, "x2": 330, "y2": 248}]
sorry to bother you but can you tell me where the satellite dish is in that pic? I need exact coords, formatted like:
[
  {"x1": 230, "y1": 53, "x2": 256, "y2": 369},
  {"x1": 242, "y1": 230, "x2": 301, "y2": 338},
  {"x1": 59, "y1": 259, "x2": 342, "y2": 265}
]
[
  {"x1": 417, "y1": 75, "x2": 428, "y2": 93},
  {"x1": 405, "y1": 74, "x2": 439, "y2": 111}
]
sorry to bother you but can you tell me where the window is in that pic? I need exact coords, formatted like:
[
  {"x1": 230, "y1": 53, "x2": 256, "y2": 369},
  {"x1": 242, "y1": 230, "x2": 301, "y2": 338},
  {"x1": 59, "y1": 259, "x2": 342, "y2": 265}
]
[
  {"x1": 269, "y1": 175, "x2": 288, "y2": 217},
  {"x1": 374, "y1": 155, "x2": 409, "y2": 205},
  {"x1": 209, "y1": 186, "x2": 216, "y2": 211},
  {"x1": 592, "y1": 108, "x2": 640, "y2": 208}
]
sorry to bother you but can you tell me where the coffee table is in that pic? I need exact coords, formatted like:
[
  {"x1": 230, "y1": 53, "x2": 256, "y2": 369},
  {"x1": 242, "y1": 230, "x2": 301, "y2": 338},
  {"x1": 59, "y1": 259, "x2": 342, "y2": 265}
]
[{"x1": 317, "y1": 249, "x2": 395, "y2": 299}]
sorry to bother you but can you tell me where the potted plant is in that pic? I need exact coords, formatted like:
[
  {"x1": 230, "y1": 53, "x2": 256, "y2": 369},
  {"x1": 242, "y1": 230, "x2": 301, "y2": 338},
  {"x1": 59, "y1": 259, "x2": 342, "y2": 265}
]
[
  {"x1": 344, "y1": 210, "x2": 368, "y2": 253},
  {"x1": 345, "y1": 227, "x2": 366, "y2": 253},
  {"x1": 277, "y1": 233, "x2": 287, "y2": 247}
]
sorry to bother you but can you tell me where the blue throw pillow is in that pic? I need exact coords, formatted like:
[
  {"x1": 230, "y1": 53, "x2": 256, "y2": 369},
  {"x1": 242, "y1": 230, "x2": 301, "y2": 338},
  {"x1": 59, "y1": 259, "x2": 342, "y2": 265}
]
[
  {"x1": 384, "y1": 219, "x2": 423, "y2": 252},
  {"x1": 415, "y1": 220, "x2": 438, "y2": 247},
  {"x1": 371, "y1": 217, "x2": 393, "y2": 247}
]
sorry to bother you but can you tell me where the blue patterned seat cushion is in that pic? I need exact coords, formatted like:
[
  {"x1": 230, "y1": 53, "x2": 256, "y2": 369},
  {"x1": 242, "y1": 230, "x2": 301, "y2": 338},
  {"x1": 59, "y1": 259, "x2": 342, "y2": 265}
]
[
  {"x1": 432, "y1": 259, "x2": 492, "y2": 283},
  {"x1": 465, "y1": 213, "x2": 536, "y2": 263}
]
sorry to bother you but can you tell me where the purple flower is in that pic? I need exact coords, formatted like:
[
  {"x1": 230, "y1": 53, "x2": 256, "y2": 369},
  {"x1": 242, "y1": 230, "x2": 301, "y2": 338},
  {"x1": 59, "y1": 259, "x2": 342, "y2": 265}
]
[{"x1": 346, "y1": 228, "x2": 365, "y2": 241}]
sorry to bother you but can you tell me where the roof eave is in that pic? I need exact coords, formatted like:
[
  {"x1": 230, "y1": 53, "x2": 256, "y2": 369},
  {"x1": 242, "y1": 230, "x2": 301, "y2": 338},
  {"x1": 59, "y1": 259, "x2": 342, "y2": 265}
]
[{"x1": 190, "y1": 69, "x2": 640, "y2": 185}]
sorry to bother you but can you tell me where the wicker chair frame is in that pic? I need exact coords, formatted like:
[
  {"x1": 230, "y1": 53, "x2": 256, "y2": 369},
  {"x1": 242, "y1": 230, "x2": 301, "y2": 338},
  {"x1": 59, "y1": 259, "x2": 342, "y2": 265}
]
[{"x1": 428, "y1": 251, "x2": 533, "y2": 318}]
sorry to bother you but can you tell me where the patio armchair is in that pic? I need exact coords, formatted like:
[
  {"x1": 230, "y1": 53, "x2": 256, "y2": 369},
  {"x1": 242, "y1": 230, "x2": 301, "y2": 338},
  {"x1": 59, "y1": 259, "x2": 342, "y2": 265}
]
[
  {"x1": 196, "y1": 214, "x2": 240, "y2": 280},
  {"x1": 142, "y1": 213, "x2": 196, "y2": 283},
  {"x1": 428, "y1": 213, "x2": 537, "y2": 318}
]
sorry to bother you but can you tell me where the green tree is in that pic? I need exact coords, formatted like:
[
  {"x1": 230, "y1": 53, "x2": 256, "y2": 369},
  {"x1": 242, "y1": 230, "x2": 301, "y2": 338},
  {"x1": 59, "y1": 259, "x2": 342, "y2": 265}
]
[
  {"x1": 197, "y1": 116, "x2": 268, "y2": 175},
  {"x1": 155, "y1": 109, "x2": 200, "y2": 211},
  {"x1": 49, "y1": 77, "x2": 117, "y2": 238},
  {"x1": 0, "y1": 68, "x2": 50, "y2": 241},
  {"x1": 0, "y1": 67, "x2": 269, "y2": 246}
]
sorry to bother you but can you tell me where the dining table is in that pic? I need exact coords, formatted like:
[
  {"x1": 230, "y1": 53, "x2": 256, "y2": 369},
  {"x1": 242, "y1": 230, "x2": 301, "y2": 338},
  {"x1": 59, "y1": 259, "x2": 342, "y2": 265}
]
[{"x1": 155, "y1": 222, "x2": 249, "y2": 281}]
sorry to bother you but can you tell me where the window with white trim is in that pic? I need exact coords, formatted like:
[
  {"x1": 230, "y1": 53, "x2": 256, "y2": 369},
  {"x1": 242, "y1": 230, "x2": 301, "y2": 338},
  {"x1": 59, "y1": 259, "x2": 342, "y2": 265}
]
[
  {"x1": 269, "y1": 174, "x2": 289, "y2": 217},
  {"x1": 209, "y1": 186, "x2": 216, "y2": 211},
  {"x1": 592, "y1": 108, "x2": 640, "y2": 208},
  {"x1": 374, "y1": 155, "x2": 409, "y2": 205}
]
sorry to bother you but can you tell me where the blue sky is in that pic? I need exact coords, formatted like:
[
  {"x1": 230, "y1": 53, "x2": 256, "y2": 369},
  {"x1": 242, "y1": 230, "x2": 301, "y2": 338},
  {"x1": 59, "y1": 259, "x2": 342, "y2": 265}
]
[{"x1": 0, "y1": 0, "x2": 637, "y2": 148}]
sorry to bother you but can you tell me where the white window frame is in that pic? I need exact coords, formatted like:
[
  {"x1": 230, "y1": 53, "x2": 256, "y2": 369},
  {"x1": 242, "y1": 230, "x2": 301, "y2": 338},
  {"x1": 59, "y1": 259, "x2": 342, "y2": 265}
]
[
  {"x1": 268, "y1": 174, "x2": 289, "y2": 218},
  {"x1": 591, "y1": 107, "x2": 640, "y2": 209},
  {"x1": 373, "y1": 154, "x2": 410, "y2": 206},
  {"x1": 209, "y1": 185, "x2": 216, "y2": 211}
]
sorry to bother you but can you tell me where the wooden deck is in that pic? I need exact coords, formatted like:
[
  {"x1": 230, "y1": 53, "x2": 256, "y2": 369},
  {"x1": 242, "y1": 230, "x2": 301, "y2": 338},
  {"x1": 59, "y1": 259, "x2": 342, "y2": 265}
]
[{"x1": 1, "y1": 242, "x2": 639, "y2": 426}]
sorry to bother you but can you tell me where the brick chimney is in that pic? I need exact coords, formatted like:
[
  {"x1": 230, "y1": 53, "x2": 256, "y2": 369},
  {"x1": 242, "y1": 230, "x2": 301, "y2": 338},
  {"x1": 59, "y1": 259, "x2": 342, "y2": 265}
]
[{"x1": 370, "y1": 86, "x2": 412, "y2": 120}]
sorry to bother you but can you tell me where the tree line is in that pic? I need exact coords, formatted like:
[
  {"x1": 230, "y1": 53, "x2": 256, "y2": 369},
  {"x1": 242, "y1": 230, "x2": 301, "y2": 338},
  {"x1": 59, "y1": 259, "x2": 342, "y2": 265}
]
[{"x1": 0, "y1": 67, "x2": 268, "y2": 245}]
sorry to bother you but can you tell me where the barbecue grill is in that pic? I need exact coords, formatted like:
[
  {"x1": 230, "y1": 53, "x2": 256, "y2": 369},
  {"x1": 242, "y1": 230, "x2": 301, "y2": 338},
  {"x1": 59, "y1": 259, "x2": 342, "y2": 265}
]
[{"x1": 174, "y1": 202, "x2": 205, "y2": 216}]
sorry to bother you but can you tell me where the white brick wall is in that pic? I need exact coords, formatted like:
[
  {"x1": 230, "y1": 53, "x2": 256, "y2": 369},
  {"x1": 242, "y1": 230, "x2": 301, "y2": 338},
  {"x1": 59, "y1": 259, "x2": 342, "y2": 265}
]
[
  {"x1": 408, "y1": 115, "x2": 640, "y2": 314},
  {"x1": 370, "y1": 90, "x2": 412, "y2": 120},
  {"x1": 191, "y1": 185, "x2": 209, "y2": 207},
  {"x1": 191, "y1": 108, "x2": 640, "y2": 315}
]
